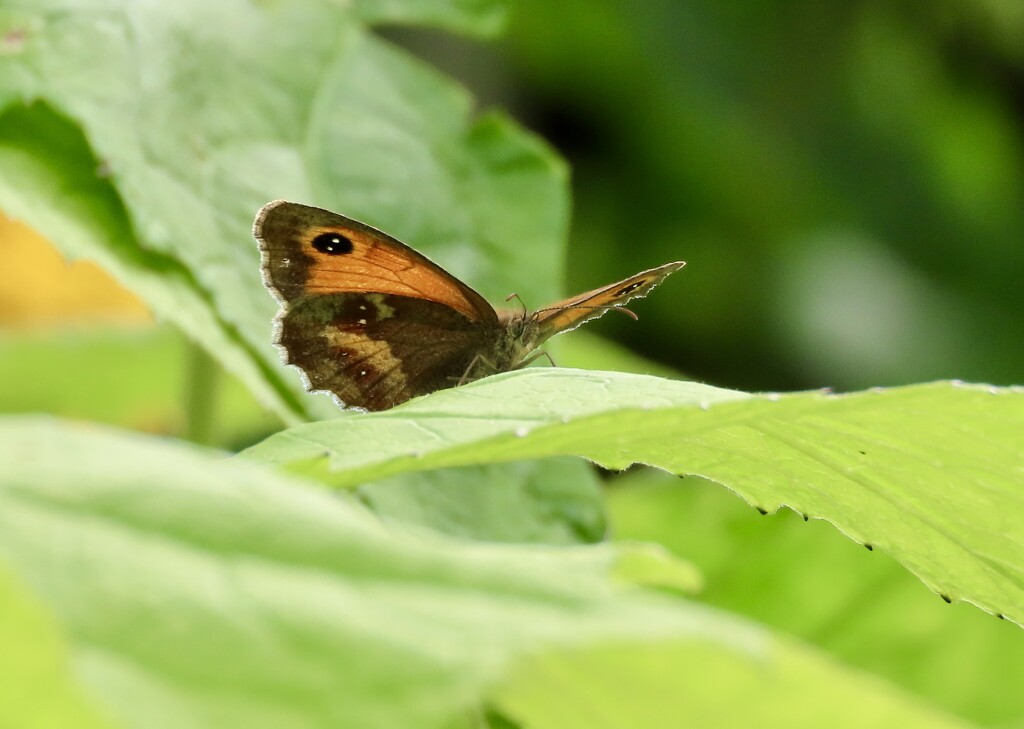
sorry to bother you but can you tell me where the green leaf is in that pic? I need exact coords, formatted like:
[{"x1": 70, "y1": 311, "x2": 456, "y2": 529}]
[
  {"x1": 242, "y1": 370, "x2": 1024, "y2": 625},
  {"x1": 0, "y1": 101, "x2": 311, "y2": 425},
  {"x1": 353, "y1": 0, "x2": 507, "y2": 37},
  {"x1": 0, "y1": 416, "x2": 753, "y2": 729},
  {"x1": 240, "y1": 370, "x2": 750, "y2": 482},
  {"x1": 493, "y1": 640, "x2": 979, "y2": 729},
  {"x1": 357, "y1": 458, "x2": 607, "y2": 544},
  {"x1": 0, "y1": 565, "x2": 115, "y2": 729},
  {"x1": 609, "y1": 541, "x2": 703, "y2": 594},
  {"x1": 607, "y1": 470, "x2": 1024, "y2": 726},
  {"x1": 0, "y1": 1, "x2": 567, "y2": 420}
]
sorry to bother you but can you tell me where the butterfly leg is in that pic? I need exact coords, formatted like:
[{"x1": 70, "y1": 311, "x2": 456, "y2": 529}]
[
  {"x1": 515, "y1": 350, "x2": 557, "y2": 370},
  {"x1": 453, "y1": 353, "x2": 499, "y2": 386}
]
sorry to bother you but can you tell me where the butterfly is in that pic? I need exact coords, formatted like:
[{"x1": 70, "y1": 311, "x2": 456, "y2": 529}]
[{"x1": 253, "y1": 201, "x2": 685, "y2": 411}]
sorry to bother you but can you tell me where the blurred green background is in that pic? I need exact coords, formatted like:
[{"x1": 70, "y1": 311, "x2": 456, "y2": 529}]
[{"x1": 391, "y1": 0, "x2": 1024, "y2": 393}]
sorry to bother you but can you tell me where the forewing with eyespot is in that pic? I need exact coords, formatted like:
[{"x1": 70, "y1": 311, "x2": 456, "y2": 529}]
[
  {"x1": 254, "y1": 200, "x2": 498, "y2": 324},
  {"x1": 278, "y1": 292, "x2": 497, "y2": 411}
]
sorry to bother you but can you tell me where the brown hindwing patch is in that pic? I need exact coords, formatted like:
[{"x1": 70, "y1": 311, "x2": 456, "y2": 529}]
[{"x1": 278, "y1": 293, "x2": 496, "y2": 410}]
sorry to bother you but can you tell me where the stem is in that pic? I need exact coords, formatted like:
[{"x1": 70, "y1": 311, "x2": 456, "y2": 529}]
[{"x1": 183, "y1": 341, "x2": 219, "y2": 445}]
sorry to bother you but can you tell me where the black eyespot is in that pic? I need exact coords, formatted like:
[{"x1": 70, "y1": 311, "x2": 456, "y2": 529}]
[
  {"x1": 616, "y1": 281, "x2": 645, "y2": 297},
  {"x1": 312, "y1": 232, "x2": 354, "y2": 255}
]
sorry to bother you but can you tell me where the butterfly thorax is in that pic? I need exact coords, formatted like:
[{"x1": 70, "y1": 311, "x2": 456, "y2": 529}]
[{"x1": 461, "y1": 308, "x2": 543, "y2": 378}]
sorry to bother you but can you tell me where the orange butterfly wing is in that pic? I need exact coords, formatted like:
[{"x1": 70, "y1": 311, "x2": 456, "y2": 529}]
[
  {"x1": 254, "y1": 201, "x2": 501, "y2": 410},
  {"x1": 530, "y1": 261, "x2": 686, "y2": 343},
  {"x1": 254, "y1": 200, "x2": 498, "y2": 325}
]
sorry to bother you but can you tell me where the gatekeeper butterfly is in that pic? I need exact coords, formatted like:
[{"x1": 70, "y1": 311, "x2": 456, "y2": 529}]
[{"x1": 254, "y1": 201, "x2": 685, "y2": 411}]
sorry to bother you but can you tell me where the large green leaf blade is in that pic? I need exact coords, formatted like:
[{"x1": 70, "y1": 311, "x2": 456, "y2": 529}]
[
  {"x1": 607, "y1": 470, "x2": 1024, "y2": 725},
  {"x1": 0, "y1": 103, "x2": 307, "y2": 423},
  {"x1": 242, "y1": 370, "x2": 1024, "y2": 625},
  {"x1": 493, "y1": 640, "x2": 978, "y2": 729},
  {"x1": 0, "y1": 1, "x2": 566, "y2": 420},
  {"x1": 357, "y1": 459, "x2": 607, "y2": 544},
  {"x1": 0, "y1": 416, "x2": 751, "y2": 729},
  {"x1": 0, "y1": 415, "x2": 995, "y2": 729},
  {"x1": 0, "y1": 565, "x2": 115, "y2": 729}
]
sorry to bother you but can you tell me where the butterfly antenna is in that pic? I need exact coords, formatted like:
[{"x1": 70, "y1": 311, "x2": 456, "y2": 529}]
[{"x1": 505, "y1": 292, "x2": 528, "y2": 316}]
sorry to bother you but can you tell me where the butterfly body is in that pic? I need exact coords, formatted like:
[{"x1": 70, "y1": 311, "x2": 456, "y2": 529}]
[{"x1": 254, "y1": 201, "x2": 684, "y2": 411}]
